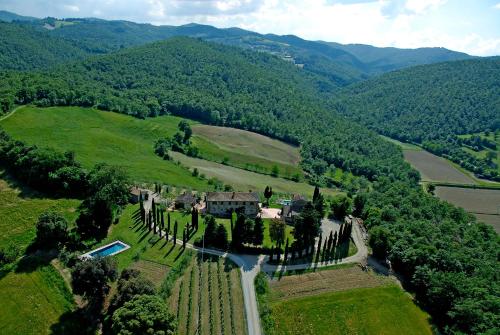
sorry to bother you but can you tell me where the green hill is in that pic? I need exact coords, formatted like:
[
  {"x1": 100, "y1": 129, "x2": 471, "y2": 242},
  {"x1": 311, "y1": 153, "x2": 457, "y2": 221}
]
[
  {"x1": 0, "y1": 22, "x2": 88, "y2": 70},
  {"x1": 0, "y1": 37, "x2": 411, "y2": 183},
  {"x1": 335, "y1": 57, "x2": 500, "y2": 180}
]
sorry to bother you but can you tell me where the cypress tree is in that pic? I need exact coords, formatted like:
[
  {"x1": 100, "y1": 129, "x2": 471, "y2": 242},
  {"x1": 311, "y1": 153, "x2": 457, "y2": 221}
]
[
  {"x1": 148, "y1": 211, "x2": 152, "y2": 232},
  {"x1": 322, "y1": 239, "x2": 328, "y2": 261},
  {"x1": 313, "y1": 186, "x2": 320, "y2": 202},
  {"x1": 173, "y1": 220, "x2": 178, "y2": 244},
  {"x1": 269, "y1": 245, "x2": 273, "y2": 263},
  {"x1": 339, "y1": 224, "x2": 345, "y2": 243},
  {"x1": 333, "y1": 231, "x2": 338, "y2": 247},
  {"x1": 167, "y1": 212, "x2": 171, "y2": 233},
  {"x1": 315, "y1": 233, "x2": 322, "y2": 263},
  {"x1": 284, "y1": 238, "x2": 289, "y2": 264},
  {"x1": 182, "y1": 229, "x2": 186, "y2": 248}
]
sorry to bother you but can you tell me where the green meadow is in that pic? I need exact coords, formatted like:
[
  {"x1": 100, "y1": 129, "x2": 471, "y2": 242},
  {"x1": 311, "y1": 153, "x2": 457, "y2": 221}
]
[
  {"x1": 269, "y1": 285, "x2": 433, "y2": 335},
  {"x1": 0, "y1": 106, "x2": 326, "y2": 195}
]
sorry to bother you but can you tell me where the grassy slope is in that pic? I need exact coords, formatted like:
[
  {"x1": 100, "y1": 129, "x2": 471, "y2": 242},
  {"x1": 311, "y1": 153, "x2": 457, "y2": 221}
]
[
  {"x1": 0, "y1": 106, "x2": 325, "y2": 194},
  {"x1": 0, "y1": 260, "x2": 75, "y2": 335},
  {"x1": 0, "y1": 105, "x2": 209, "y2": 189},
  {"x1": 270, "y1": 285, "x2": 432, "y2": 335},
  {"x1": 0, "y1": 171, "x2": 79, "y2": 251},
  {"x1": 170, "y1": 151, "x2": 337, "y2": 196},
  {"x1": 192, "y1": 124, "x2": 303, "y2": 179},
  {"x1": 458, "y1": 132, "x2": 500, "y2": 174}
]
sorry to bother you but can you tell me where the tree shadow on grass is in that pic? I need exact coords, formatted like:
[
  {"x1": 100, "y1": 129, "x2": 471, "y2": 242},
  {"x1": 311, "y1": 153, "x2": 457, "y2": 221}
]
[
  {"x1": 15, "y1": 250, "x2": 58, "y2": 274},
  {"x1": 49, "y1": 306, "x2": 100, "y2": 335},
  {"x1": 164, "y1": 244, "x2": 175, "y2": 258}
]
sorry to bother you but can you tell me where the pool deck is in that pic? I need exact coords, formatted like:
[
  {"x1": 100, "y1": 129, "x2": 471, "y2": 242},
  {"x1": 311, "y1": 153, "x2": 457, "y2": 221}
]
[{"x1": 80, "y1": 240, "x2": 131, "y2": 259}]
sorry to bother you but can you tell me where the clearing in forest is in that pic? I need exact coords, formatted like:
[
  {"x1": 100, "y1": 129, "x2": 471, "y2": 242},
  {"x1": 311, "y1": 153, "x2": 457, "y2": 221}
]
[
  {"x1": 435, "y1": 186, "x2": 500, "y2": 233},
  {"x1": 192, "y1": 125, "x2": 303, "y2": 178},
  {"x1": 168, "y1": 255, "x2": 247, "y2": 335},
  {"x1": 403, "y1": 150, "x2": 475, "y2": 184}
]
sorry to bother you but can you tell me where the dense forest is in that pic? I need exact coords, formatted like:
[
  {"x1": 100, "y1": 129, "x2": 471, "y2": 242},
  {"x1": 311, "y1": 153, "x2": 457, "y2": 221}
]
[
  {"x1": 0, "y1": 16, "x2": 498, "y2": 333},
  {"x1": 0, "y1": 37, "x2": 412, "y2": 183},
  {"x1": 335, "y1": 57, "x2": 500, "y2": 180},
  {"x1": 0, "y1": 22, "x2": 88, "y2": 70},
  {"x1": 0, "y1": 11, "x2": 471, "y2": 85}
]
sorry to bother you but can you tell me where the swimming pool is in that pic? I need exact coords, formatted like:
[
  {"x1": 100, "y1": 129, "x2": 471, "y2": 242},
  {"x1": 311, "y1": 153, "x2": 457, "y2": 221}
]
[{"x1": 81, "y1": 241, "x2": 130, "y2": 259}]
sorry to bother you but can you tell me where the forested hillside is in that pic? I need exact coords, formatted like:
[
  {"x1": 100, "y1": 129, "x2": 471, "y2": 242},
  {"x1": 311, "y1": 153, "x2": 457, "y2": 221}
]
[
  {"x1": 325, "y1": 42, "x2": 472, "y2": 74},
  {"x1": 336, "y1": 57, "x2": 500, "y2": 180},
  {"x1": 0, "y1": 37, "x2": 411, "y2": 183},
  {"x1": 0, "y1": 22, "x2": 88, "y2": 70}
]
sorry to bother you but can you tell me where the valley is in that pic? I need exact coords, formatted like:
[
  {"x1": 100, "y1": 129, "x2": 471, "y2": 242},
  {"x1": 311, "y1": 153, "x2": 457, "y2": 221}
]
[{"x1": 0, "y1": 8, "x2": 498, "y2": 335}]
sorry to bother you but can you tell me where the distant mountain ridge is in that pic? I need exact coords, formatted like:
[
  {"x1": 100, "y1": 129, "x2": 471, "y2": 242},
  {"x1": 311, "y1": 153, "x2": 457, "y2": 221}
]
[{"x1": 0, "y1": 10, "x2": 473, "y2": 86}]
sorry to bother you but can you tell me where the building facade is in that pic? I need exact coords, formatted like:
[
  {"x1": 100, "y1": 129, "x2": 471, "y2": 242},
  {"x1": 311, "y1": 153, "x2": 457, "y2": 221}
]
[{"x1": 205, "y1": 192, "x2": 259, "y2": 217}]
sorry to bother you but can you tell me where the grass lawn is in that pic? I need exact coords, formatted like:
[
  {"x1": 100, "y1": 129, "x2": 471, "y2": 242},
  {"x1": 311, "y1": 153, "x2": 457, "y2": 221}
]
[
  {"x1": 269, "y1": 285, "x2": 432, "y2": 335},
  {"x1": 262, "y1": 218, "x2": 295, "y2": 250},
  {"x1": 0, "y1": 171, "x2": 79, "y2": 251},
  {"x1": 0, "y1": 256, "x2": 74, "y2": 335}
]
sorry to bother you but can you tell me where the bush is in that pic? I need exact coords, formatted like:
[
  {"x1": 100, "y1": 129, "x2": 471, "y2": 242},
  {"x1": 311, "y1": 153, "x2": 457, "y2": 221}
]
[
  {"x1": 35, "y1": 211, "x2": 68, "y2": 249},
  {"x1": 111, "y1": 294, "x2": 176, "y2": 335}
]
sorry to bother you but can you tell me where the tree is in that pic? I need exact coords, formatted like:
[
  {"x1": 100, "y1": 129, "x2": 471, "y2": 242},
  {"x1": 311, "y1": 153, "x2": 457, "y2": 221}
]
[
  {"x1": 271, "y1": 165, "x2": 279, "y2": 177},
  {"x1": 312, "y1": 186, "x2": 320, "y2": 202},
  {"x1": 269, "y1": 218, "x2": 286, "y2": 249},
  {"x1": 35, "y1": 211, "x2": 68, "y2": 248},
  {"x1": 315, "y1": 233, "x2": 322, "y2": 263},
  {"x1": 283, "y1": 238, "x2": 289, "y2": 264},
  {"x1": 353, "y1": 192, "x2": 367, "y2": 217},
  {"x1": 264, "y1": 186, "x2": 273, "y2": 206},
  {"x1": 252, "y1": 217, "x2": 264, "y2": 246},
  {"x1": 214, "y1": 224, "x2": 229, "y2": 250},
  {"x1": 191, "y1": 206, "x2": 198, "y2": 230},
  {"x1": 369, "y1": 226, "x2": 393, "y2": 259},
  {"x1": 76, "y1": 163, "x2": 130, "y2": 239},
  {"x1": 108, "y1": 269, "x2": 155, "y2": 315},
  {"x1": 293, "y1": 202, "x2": 321, "y2": 255},
  {"x1": 231, "y1": 214, "x2": 250, "y2": 249},
  {"x1": 330, "y1": 195, "x2": 352, "y2": 220},
  {"x1": 71, "y1": 257, "x2": 118, "y2": 302},
  {"x1": 111, "y1": 295, "x2": 176, "y2": 335},
  {"x1": 173, "y1": 221, "x2": 178, "y2": 244}
]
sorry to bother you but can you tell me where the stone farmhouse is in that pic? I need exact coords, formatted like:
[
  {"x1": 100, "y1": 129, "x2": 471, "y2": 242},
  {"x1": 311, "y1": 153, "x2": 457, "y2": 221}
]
[
  {"x1": 175, "y1": 192, "x2": 197, "y2": 209},
  {"x1": 205, "y1": 192, "x2": 259, "y2": 217},
  {"x1": 282, "y1": 194, "x2": 307, "y2": 224}
]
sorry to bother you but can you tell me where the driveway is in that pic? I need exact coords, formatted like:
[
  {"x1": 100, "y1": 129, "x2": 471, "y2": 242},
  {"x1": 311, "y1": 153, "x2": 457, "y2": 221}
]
[
  {"x1": 145, "y1": 199, "x2": 368, "y2": 335},
  {"x1": 260, "y1": 207, "x2": 281, "y2": 219}
]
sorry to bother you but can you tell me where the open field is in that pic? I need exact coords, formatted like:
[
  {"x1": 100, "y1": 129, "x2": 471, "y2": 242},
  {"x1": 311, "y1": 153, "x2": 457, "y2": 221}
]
[
  {"x1": 192, "y1": 125, "x2": 303, "y2": 179},
  {"x1": 0, "y1": 106, "x2": 315, "y2": 191},
  {"x1": 404, "y1": 150, "x2": 476, "y2": 184},
  {"x1": 168, "y1": 255, "x2": 247, "y2": 335},
  {"x1": 269, "y1": 285, "x2": 433, "y2": 335},
  {"x1": 0, "y1": 106, "x2": 209, "y2": 189},
  {"x1": 0, "y1": 171, "x2": 79, "y2": 251},
  {"x1": 170, "y1": 151, "x2": 338, "y2": 196},
  {"x1": 269, "y1": 265, "x2": 392, "y2": 301},
  {"x1": 435, "y1": 186, "x2": 500, "y2": 233},
  {"x1": 0, "y1": 255, "x2": 75, "y2": 335}
]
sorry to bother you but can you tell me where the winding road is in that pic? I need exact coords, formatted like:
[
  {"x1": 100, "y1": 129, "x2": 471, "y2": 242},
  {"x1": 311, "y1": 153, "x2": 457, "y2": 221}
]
[{"x1": 144, "y1": 192, "x2": 368, "y2": 335}]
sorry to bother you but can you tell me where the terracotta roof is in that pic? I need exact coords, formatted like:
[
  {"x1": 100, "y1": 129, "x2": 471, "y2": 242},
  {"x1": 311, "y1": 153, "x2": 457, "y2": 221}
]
[{"x1": 206, "y1": 192, "x2": 259, "y2": 202}]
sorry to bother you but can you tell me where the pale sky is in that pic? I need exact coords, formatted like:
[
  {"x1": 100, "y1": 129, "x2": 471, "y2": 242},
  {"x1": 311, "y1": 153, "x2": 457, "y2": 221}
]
[{"x1": 1, "y1": 0, "x2": 500, "y2": 56}]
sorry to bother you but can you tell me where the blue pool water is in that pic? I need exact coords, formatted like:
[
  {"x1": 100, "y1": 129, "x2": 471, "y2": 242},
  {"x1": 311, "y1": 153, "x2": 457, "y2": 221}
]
[{"x1": 89, "y1": 242, "x2": 127, "y2": 258}]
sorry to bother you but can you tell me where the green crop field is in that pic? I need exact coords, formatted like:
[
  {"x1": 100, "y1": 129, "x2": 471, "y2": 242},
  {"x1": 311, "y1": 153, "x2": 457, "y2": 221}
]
[
  {"x1": 192, "y1": 125, "x2": 303, "y2": 179},
  {"x1": 269, "y1": 285, "x2": 432, "y2": 335},
  {"x1": 168, "y1": 255, "x2": 247, "y2": 335},
  {"x1": 0, "y1": 171, "x2": 79, "y2": 251},
  {"x1": 0, "y1": 255, "x2": 75, "y2": 335}
]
